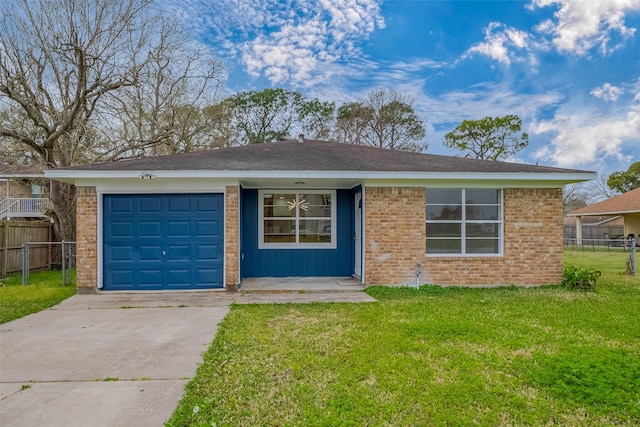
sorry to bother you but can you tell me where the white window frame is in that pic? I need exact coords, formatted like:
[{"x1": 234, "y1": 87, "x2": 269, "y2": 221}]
[
  {"x1": 258, "y1": 190, "x2": 337, "y2": 249},
  {"x1": 426, "y1": 188, "x2": 503, "y2": 257}
]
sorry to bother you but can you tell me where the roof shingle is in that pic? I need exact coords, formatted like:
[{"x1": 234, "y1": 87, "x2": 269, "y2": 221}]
[
  {"x1": 567, "y1": 187, "x2": 640, "y2": 216},
  {"x1": 57, "y1": 139, "x2": 591, "y2": 174}
]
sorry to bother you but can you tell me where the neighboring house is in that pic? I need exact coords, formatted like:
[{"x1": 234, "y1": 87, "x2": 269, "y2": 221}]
[
  {"x1": 563, "y1": 215, "x2": 624, "y2": 239},
  {"x1": 566, "y1": 187, "x2": 640, "y2": 242},
  {"x1": 0, "y1": 165, "x2": 52, "y2": 220},
  {"x1": 46, "y1": 139, "x2": 594, "y2": 293}
]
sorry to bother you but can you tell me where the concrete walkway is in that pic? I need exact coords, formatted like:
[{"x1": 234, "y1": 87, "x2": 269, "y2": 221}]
[{"x1": 0, "y1": 290, "x2": 375, "y2": 426}]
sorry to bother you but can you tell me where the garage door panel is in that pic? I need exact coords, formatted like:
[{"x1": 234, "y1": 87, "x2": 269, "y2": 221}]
[
  {"x1": 109, "y1": 270, "x2": 134, "y2": 287},
  {"x1": 111, "y1": 198, "x2": 133, "y2": 213},
  {"x1": 110, "y1": 246, "x2": 134, "y2": 261},
  {"x1": 197, "y1": 245, "x2": 219, "y2": 261},
  {"x1": 139, "y1": 246, "x2": 162, "y2": 261},
  {"x1": 168, "y1": 196, "x2": 191, "y2": 212},
  {"x1": 168, "y1": 245, "x2": 190, "y2": 260},
  {"x1": 197, "y1": 196, "x2": 220, "y2": 212},
  {"x1": 139, "y1": 221, "x2": 162, "y2": 238},
  {"x1": 139, "y1": 197, "x2": 161, "y2": 213},
  {"x1": 139, "y1": 269, "x2": 162, "y2": 287},
  {"x1": 108, "y1": 222, "x2": 133, "y2": 238},
  {"x1": 103, "y1": 194, "x2": 224, "y2": 290},
  {"x1": 167, "y1": 269, "x2": 191, "y2": 285},
  {"x1": 168, "y1": 221, "x2": 190, "y2": 238},
  {"x1": 197, "y1": 221, "x2": 220, "y2": 237}
]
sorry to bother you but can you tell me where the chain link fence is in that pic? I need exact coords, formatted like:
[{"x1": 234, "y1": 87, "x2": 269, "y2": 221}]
[
  {"x1": 564, "y1": 238, "x2": 636, "y2": 276},
  {"x1": 21, "y1": 241, "x2": 76, "y2": 285}
]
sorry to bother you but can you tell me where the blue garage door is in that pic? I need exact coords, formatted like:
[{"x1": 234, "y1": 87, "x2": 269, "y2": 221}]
[{"x1": 103, "y1": 194, "x2": 224, "y2": 290}]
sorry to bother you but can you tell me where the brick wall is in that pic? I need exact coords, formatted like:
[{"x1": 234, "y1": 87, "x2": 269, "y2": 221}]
[
  {"x1": 225, "y1": 186, "x2": 240, "y2": 290},
  {"x1": 364, "y1": 187, "x2": 426, "y2": 285},
  {"x1": 75, "y1": 186, "x2": 98, "y2": 293},
  {"x1": 364, "y1": 187, "x2": 564, "y2": 287}
]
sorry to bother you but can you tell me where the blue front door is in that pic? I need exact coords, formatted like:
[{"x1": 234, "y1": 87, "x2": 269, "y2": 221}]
[{"x1": 103, "y1": 194, "x2": 224, "y2": 290}]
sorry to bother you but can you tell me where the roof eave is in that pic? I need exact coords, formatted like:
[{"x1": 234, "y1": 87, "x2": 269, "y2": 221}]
[
  {"x1": 45, "y1": 169, "x2": 597, "y2": 183},
  {"x1": 567, "y1": 209, "x2": 640, "y2": 217}
]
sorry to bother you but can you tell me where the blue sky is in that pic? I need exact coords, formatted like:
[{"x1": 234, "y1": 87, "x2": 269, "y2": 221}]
[{"x1": 162, "y1": 0, "x2": 640, "y2": 175}]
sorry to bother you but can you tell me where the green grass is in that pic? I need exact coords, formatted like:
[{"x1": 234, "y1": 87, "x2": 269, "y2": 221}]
[
  {"x1": 0, "y1": 270, "x2": 76, "y2": 324},
  {"x1": 168, "y1": 252, "x2": 640, "y2": 427}
]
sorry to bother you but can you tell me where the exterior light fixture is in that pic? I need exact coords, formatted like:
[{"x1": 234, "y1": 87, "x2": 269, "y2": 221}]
[{"x1": 138, "y1": 173, "x2": 156, "y2": 180}]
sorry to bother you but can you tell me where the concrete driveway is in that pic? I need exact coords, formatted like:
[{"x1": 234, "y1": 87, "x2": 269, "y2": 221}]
[
  {"x1": 0, "y1": 292, "x2": 232, "y2": 427},
  {"x1": 0, "y1": 289, "x2": 375, "y2": 426}
]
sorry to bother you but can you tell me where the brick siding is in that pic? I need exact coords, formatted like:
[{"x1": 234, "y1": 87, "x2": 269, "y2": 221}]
[
  {"x1": 364, "y1": 187, "x2": 564, "y2": 287},
  {"x1": 75, "y1": 186, "x2": 98, "y2": 293},
  {"x1": 225, "y1": 186, "x2": 240, "y2": 290}
]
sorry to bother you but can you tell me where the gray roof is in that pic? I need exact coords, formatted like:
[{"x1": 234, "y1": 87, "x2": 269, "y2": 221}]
[
  {"x1": 0, "y1": 164, "x2": 45, "y2": 177},
  {"x1": 57, "y1": 139, "x2": 591, "y2": 174}
]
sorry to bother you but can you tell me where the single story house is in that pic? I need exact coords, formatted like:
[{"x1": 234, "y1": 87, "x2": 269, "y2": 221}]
[
  {"x1": 45, "y1": 139, "x2": 595, "y2": 293},
  {"x1": 566, "y1": 187, "x2": 640, "y2": 243},
  {"x1": 563, "y1": 215, "x2": 624, "y2": 240}
]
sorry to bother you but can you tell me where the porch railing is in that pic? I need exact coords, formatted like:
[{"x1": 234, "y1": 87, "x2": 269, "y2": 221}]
[{"x1": 0, "y1": 198, "x2": 52, "y2": 220}]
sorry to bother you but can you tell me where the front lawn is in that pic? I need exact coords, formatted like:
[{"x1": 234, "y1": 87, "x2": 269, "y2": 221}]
[
  {"x1": 168, "y1": 252, "x2": 639, "y2": 426},
  {"x1": 0, "y1": 271, "x2": 76, "y2": 324}
]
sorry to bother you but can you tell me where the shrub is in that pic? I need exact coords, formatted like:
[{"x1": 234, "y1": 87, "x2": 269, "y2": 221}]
[{"x1": 562, "y1": 266, "x2": 601, "y2": 291}]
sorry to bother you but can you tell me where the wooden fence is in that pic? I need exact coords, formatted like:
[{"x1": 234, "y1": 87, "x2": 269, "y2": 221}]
[{"x1": 0, "y1": 220, "x2": 52, "y2": 278}]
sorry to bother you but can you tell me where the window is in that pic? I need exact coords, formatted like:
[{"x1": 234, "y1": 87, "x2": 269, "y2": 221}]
[
  {"x1": 426, "y1": 189, "x2": 502, "y2": 255},
  {"x1": 259, "y1": 190, "x2": 336, "y2": 249},
  {"x1": 31, "y1": 184, "x2": 45, "y2": 198}
]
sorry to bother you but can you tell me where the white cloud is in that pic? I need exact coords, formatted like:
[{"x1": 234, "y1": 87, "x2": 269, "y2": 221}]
[
  {"x1": 591, "y1": 83, "x2": 624, "y2": 101},
  {"x1": 529, "y1": 0, "x2": 640, "y2": 55},
  {"x1": 463, "y1": 22, "x2": 538, "y2": 66},
  {"x1": 162, "y1": 0, "x2": 384, "y2": 86},
  {"x1": 531, "y1": 96, "x2": 640, "y2": 167}
]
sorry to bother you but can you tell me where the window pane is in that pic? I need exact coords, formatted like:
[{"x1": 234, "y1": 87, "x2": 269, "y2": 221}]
[
  {"x1": 466, "y1": 189, "x2": 499, "y2": 204},
  {"x1": 299, "y1": 220, "x2": 331, "y2": 242},
  {"x1": 466, "y1": 223, "x2": 499, "y2": 237},
  {"x1": 300, "y1": 194, "x2": 330, "y2": 205},
  {"x1": 426, "y1": 223, "x2": 461, "y2": 238},
  {"x1": 466, "y1": 239, "x2": 499, "y2": 254},
  {"x1": 263, "y1": 194, "x2": 297, "y2": 218},
  {"x1": 299, "y1": 205, "x2": 331, "y2": 217},
  {"x1": 426, "y1": 189, "x2": 461, "y2": 204},
  {"x1": 264, "y1": 220, "x2": 295, "y2": 243},
  {"x1": 426, "y1": 239, "x2": 461, "y2": 254},
  {"x1": 426, "y1": 205, "x2": 462, "y2": 220},
  {"x1": 299, "y1": 194, "x2": 331, "y2": 217},
  {"x1": 300, "y1": 234, "x2": 331, "y2": 243},
  {"x1": 466, "y1": 206, "x2": 500, "y2": 220}
]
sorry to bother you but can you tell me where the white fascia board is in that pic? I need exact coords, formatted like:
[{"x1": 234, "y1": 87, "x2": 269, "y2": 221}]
[
  {"x1": 363, "y1": 173, "x2": 596, "y2": 188},
  {"x1": 75, "y1": 178, "x2": 238, "y2": 193},
  {"x1": 47, "y1": 169, "x2": 596, "y2": 184},
  {"x1": 567, "y1": 209, "x2": 640, "y2": 217}
]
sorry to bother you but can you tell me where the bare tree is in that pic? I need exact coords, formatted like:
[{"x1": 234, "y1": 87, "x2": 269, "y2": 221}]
[
  {"x1": 334, "y1": 89, "x2": 427, "y2": 151},
  {"x1": 563, "y1": 183, "x2": 590, "y2": 214},
  {"x1": 0, "y1": 0, "x2": 222, "y2": 239},
  {"x1": 95, "y1": 18, "x2": 223, "y2": 159},
  {"x1": 335, "y1": 102, "x2": 374, "y2": 145},
  {"x1": 586, "y1": 172, "x2": 619, "y2": 201}
]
